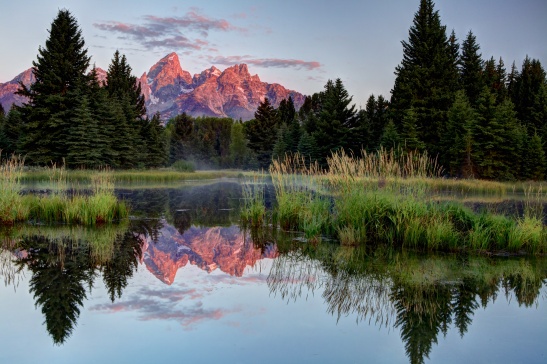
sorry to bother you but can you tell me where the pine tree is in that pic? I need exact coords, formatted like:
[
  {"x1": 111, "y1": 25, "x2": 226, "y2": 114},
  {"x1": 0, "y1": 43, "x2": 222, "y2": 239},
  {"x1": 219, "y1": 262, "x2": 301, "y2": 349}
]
[
  {"x1": 522, "y1": 133, "x2": 546, "y2": 181},
  {"x1": 272, "y1": 124, "x2": 288, "y2": 160},
  {"x1": 143, "y1": 113, "x2": 167, "y2": 168},
  {"x1": 1, "y1": 107, "x2": 24, "y2": 156},
  {"x1": 400, "y1": 108, "x2": 425, "y2": 151},
  {"x1": 229, "y1": 121, "x2": 251, "y2": 168},
  {"x1": 87, "y1": 69, "x2": 117, "y2": 166},
  {"x1": 510, "y1": 57, "x2": 547, "y2": 135},
  {"x1": 66, "y1": 96, "x2": 102, "y2": 168},
  {"x1": 443, "y1": 91, "x2": 477, "y2": 177},
  {"x1": 17, "y1": 9, "x2": 91, "y2": 165},
  {"x1": 460, "y1": 31, "x2": 484, "y2": 105},
  {"x1": 313, "y1": 78, "x2": 358, "y2": 164},
  {"x1": 278, "y1": 96, "x2": 296, "y2": 125},
  {"x1": 390, "y1": 0, "x2": 459, "y2": 157},
  {"x1": 109, "y1": 97, "x2": 138, "y2": 168},
  {"x1": 297, "y1": 130, "x2": 319, "y2": 165},
  {"x1": 246, "y1": 97, "x2": 279, "y2": 168},
  {"x1": 380, "y1": 119, "x2": 400, "y2": 150},
  {"x1": 475, "y1": 89, "x2": 520, "y2": 179},
  {"x1": 106, "y1": 50, "x2": 146, "y2": 119},
  {"x1": 364, "y1": 94, "x2": 390, "y2": 151}
]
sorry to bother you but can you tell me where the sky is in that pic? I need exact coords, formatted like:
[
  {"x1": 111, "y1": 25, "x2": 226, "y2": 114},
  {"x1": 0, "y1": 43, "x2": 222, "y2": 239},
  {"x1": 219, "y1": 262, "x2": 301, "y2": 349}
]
[{"x1": 1, "y1": 0, "x2": 546, "y2": 107}]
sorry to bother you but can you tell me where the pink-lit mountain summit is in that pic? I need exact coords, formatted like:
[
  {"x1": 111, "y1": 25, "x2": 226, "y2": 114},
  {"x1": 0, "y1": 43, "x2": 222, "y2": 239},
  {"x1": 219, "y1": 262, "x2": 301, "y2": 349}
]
[{"x1": 0, "y1": 52, "x2": 305, "y2": 120}]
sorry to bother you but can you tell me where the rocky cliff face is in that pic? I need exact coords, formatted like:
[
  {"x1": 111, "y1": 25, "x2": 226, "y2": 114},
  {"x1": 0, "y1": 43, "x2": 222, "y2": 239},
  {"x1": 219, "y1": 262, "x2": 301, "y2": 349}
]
[
  {"x1": 0, "y1": 68, "x2": 35, "y2": 111},
  {"x1": 142, "y1": 222, "x2": 278, "y2": 285},
  {"x1": 0, "y1": 52, "x2": 305, "y2": 120}
]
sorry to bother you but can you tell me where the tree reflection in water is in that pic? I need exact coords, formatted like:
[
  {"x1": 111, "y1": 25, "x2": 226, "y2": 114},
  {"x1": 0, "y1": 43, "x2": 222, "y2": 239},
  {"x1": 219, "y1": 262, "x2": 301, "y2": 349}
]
[
  {"x1": 265, "y1": 232, "x2": 547, "y2": 364},
  {"x1": 2, "y1": 223, "x2": 143, "y2": 345}
]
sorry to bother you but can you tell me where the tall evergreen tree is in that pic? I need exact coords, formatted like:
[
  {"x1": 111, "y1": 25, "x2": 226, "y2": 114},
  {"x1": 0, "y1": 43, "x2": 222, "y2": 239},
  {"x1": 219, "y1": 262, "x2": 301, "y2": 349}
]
[
  {"x1": 229, "y1": 121, "x2": 252, "y2": 168},
  {"x1": 105, "y1": 50, "x2": 146, "y2": 119},
  {"x1": 522, "y1": 132, "x2": 546, "y2": 181},
  {"x1": 66, "y1": 96, "x2": 102, "y2": 168},
  {"x1": 475, "y1": 89, "x2": 520, "y2": 180},
  {"x1": 246, "y1": 97, "x2": 279, "y2": 168},
  {"x1": 510, "y1": 57, "x2": 547, "y2": 135},
  {"x1": 460, "y1": 31, "x2": 484, "y2": 105},
  {"x1": 297, "y1": 130, "x2": 319, "y2": 166},
  {"x1": 142, "y1": 112, "x2": 168, "y2": 168},
  {"x1": 400, "y1": 108, "x2": 425, "y2": 151},
  {"x1": 278, "y1": 96, "x2": 296, "y2": 125},
  {"x1": 17, "y1": 9, "x2": 91, "y2": 165},
  {"x1": 87, "y1": 68, "x2": 117, "y2": 166},
  {"x1": 380, "y1": 120, "x2": 400, "y2": 150},
  {"x1": 443, "y1": 90, "x2": 477, "y2": 177},
  {"x1": 313, "y1": 78, "x2": 358, "y2": 164},
  {"x1": 390, "y1": 0, "x2": 459, "y2": 157}
]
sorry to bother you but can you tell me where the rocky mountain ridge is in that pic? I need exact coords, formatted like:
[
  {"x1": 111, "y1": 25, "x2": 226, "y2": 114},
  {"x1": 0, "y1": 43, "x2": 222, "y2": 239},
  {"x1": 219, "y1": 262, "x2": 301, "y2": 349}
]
[{"x1": 0, "y1": 52, "x2": 305, "y2": 120}]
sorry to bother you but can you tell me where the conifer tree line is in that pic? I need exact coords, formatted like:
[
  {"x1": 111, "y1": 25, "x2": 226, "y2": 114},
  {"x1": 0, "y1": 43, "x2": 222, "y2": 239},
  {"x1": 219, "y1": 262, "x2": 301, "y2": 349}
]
[
  {"x1": 247, "y1": 0, "x2": 547, "y2": 180},
  {"x1": 0, "y1": 10, "x2": 168, "y2": 168},
  {"x1": 1, "y1": 4, "x2": 546, "y2": 180}
]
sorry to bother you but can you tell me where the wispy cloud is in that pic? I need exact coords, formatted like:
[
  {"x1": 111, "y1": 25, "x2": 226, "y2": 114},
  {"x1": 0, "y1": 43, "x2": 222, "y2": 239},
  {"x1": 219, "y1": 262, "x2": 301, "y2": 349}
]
[
  {"x1": 94, "y1": 21, "x2": 163, "y2": 40},
  {"x1": 93, "y1": 9, "x2": 246, "y2": 52},
  {"x1": 210, "y1": 55, "x2": 322, "y2": 71},
  {"x1": 91, "y1": 286, "x2": 238, "y2": 328},
  {"x1": 142, "y1": 35, "x2": 204, "y2": 51}
]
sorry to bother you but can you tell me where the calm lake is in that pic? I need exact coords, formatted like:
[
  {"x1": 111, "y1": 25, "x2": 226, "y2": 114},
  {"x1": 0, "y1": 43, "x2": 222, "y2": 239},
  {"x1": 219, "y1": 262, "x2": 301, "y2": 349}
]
[{"x1": 1, "y1": 180, "x2": 546, "y2": 364}]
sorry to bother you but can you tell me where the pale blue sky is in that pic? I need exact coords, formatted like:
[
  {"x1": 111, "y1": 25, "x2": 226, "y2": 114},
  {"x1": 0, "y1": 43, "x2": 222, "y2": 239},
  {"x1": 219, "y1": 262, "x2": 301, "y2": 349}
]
[{"x1": 1, "y1": 0, "x2": 546, "y2": 106}]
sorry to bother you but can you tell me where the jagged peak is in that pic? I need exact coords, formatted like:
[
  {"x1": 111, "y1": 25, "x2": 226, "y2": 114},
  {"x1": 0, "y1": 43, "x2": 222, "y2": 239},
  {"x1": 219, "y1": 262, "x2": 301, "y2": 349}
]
[
  {"x1": 224, "y1": 64, "x2": 250, "y2": 77},
  {"x1": 147, "y1": 52, "x2": 183, "y2": 80}
]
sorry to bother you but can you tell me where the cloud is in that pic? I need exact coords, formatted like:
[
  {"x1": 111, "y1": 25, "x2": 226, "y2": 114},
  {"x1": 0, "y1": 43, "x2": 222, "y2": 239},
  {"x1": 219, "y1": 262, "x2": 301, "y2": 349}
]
[
  {"x1": 93, "y1": 9, "x2": 246, "y2": 51},
  {"x1": 210, "y1": 55, "x2": 322, "y2": 71},
  {"x1": 91, "y1": 286, "x2": 239, "y2": 328},
  {"x1": 144, "y1": 11, "x2": 245, "y2": 36},
  {"x1": 93, "y1": 21, "x2": 162, "y2": 40},
  {"x1": 142, "y1": 35, "x2": 204, "y2": 51},
  {"x1": 138, "y1": 287, "x2": 203, "y2": 301}
]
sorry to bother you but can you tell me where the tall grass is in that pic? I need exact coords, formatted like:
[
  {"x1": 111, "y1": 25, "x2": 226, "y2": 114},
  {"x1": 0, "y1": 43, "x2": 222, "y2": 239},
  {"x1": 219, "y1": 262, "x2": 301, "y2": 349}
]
[
  {"x1": 265, "y1": 150, "x2": 547, "y2": 255},
  {"x1": 0, "y1": 157, "x2": 128, "y2": 225},
  {"x1": 240, "y1": 173, "x2": 267, "y2": 227},
  {"x1": 0, "y1": 154, "x2": 30, "y2": 222}
]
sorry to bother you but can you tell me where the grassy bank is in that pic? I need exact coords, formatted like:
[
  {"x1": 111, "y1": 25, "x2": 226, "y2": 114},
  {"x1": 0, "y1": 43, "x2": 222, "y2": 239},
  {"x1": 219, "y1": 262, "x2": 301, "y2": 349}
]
[
  {"x1": 263, "y1": 150, "x2": 547, "y2": 255},
  {"x1": 1, "y1": 156, "x2": 128, "y2": 225},
  {"x1": 21, "y1": 168, "x2": 249, "y2": 184}
]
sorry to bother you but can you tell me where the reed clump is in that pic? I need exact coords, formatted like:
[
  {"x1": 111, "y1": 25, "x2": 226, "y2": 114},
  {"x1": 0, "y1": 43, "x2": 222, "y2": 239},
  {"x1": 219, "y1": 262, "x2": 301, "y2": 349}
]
[
  {"x1": 0, "y1": 156, "x2": 128, "y2": 225},
  {"x1": 0, "y1": 154, "x2": 29, "y2": 222},
  {"x1": 240, "y1": 172, "x2": 267, "y2": 227},
  {"x1": 266, "y1": 149, "x2": 547, "y2": 255}
]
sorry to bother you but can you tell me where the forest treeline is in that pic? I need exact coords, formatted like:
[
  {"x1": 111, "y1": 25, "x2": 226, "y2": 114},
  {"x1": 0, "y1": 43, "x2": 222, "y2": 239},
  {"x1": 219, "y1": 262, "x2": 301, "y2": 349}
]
[{"x1": 0, "y1": 1, "x2": 546, "y2": 180}]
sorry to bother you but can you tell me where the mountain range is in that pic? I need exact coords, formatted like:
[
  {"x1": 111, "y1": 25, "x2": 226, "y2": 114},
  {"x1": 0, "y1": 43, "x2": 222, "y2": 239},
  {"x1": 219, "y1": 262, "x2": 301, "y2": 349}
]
[{"x1": 0, "y1": 52, "x2": 305, "y2": 120}]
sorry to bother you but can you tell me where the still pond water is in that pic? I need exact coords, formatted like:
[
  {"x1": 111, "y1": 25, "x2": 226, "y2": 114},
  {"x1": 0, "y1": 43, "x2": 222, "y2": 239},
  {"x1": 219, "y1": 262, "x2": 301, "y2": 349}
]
[{"x1": 0, "y1": 180, "x2": 546, "y2": 364}]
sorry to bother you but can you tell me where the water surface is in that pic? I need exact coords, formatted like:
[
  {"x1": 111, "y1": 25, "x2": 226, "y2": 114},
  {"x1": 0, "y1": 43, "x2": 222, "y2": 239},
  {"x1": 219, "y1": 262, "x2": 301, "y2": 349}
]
[{"x1": 1, "y1": 181, "x2": 546, "y2": 364}]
